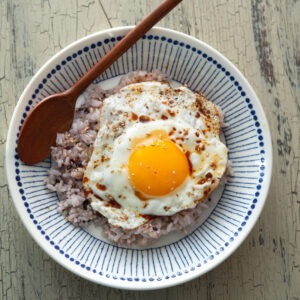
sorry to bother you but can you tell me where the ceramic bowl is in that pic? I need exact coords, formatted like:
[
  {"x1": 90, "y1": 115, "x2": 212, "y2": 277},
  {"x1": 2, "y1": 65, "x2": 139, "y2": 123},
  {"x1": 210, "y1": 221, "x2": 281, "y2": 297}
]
[{"x1": 6, "y1": 27, "x2": 272, "y2": 289}]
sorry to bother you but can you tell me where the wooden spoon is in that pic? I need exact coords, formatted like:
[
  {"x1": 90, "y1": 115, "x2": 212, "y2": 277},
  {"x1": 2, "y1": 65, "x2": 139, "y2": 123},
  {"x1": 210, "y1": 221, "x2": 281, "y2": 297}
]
[{"x1": 18, "y1": 0, "x2": 182, "y2": 164}]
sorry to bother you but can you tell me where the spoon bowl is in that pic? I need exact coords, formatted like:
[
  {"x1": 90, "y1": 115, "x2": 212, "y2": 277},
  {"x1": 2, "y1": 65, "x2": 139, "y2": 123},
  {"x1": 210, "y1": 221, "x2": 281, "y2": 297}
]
[{"x1": 18, "y1": 92, "x2": 75, "y2": 164}]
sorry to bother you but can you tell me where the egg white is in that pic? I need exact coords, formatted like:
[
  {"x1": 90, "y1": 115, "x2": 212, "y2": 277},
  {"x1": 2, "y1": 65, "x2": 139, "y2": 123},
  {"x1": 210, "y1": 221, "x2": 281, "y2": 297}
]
[{"x1": 83, "y1": 82, "x2": 228, "y2": 229}]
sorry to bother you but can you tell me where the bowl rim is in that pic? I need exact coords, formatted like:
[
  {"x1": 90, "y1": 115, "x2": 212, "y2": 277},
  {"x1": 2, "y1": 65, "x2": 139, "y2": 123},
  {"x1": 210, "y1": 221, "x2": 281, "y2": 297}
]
[{"x1": 6, "y1": 26, "x2": 273, "y2": 290}]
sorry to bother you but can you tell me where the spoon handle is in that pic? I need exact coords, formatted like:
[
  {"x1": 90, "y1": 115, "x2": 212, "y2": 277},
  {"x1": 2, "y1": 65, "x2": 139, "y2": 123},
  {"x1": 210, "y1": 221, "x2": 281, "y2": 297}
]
[{"x1": 67, "y1": 0, "x2": 182, "y2": 99}]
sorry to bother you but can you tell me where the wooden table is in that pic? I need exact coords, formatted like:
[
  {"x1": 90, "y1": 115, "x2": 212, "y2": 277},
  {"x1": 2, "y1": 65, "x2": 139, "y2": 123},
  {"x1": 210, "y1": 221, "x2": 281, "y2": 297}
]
[{"x1": 1, "y1": 0, "x2": 299, "y2": 299}]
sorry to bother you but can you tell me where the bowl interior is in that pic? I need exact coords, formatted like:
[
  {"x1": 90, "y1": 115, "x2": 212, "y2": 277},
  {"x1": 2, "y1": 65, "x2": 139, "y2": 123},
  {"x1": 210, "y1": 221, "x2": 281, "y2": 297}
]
[{"x1": 6, "y1": 27, "x2": 272, "y2": 289}]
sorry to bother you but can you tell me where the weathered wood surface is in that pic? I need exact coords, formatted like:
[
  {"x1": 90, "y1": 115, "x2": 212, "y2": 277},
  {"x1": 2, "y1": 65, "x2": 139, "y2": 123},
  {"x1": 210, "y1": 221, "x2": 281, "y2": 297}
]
[{"x1": 0, "y1": 0, "x2": 299, "y2": 299}]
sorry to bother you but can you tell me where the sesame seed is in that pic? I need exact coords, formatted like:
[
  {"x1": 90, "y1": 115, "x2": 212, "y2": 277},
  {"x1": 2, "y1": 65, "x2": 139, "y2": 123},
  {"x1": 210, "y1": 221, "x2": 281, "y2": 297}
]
[
  {"x1": 139, "y1": 162, "x2": 143, "y2": 167},
  {"x1": 147, "y1": 185, "x2": 151, "y2": 190},
  {"x1": 172, "y1": 170, "x2": 176, "y2": 174}
]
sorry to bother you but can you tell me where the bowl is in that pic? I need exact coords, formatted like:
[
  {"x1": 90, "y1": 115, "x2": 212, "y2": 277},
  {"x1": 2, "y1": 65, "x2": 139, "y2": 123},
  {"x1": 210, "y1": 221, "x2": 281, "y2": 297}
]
[{"x1": 6, "y1": 27, "x2": 272, "y2": 290}]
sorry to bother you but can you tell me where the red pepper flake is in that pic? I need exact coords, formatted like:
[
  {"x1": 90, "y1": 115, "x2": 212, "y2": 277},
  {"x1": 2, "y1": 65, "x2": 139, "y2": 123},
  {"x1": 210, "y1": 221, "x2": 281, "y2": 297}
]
[
  {"x1": 141, "y1": 214, "x2": 154, "y2": 221},
  {"x1": 105, "y1": 199, "x2": 121, "y2": 209},
  {"x1": 176, "y1": 137, "x2": 185, "y2": 141},
  {"x1": 139, "y1": 115, "x2": 150, "y2": 123},
  {"x1": 185, "y1": 151, "x2": 193, "y2": 174},
  {"x1": 210, "y1": 162, "x2": 217, "y2": 170},
  {"x1": 84, "y1": 190, "x2": 91, "y2": 198},
  {"x1": 197, "y1": 178, "x2": 206, "y2": 185},
  {"x1": 96, "y1": 183, "x2": 107, "y2": 191},
  {"x1": 205, "y1": 172, "x2": 213, "y2": 179},
  {"x1": 93, "y1": 160, "x2": 100, "y2": 168},
  {"x1": 169, "y1": 128, "x2": 175, "y2": 135},
  {"x1": 168, "y1": 109, "x2": 176, "y2": 117},
  {"x1": 93, "y1": 194, "x2": 102, "y2": 200},
  {"x1": 195, "y1": 145, "x2": 202, "y2": 152},
  {"x1": 131, "y1": 112, "x2": 138, "y2": 120}
]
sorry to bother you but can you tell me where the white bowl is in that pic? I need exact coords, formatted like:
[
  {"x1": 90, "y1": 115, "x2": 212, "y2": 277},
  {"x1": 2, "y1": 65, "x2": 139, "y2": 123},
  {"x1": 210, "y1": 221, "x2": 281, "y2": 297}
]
[{"x1": 6, "y1": 27, "x2": 272, "y2": 290}]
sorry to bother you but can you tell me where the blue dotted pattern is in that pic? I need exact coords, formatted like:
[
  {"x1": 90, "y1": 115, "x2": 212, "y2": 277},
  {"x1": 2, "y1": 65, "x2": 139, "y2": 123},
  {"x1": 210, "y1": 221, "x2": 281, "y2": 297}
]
[{"x1": 14, "y1": 34, "x2": 265, "y2": 282}]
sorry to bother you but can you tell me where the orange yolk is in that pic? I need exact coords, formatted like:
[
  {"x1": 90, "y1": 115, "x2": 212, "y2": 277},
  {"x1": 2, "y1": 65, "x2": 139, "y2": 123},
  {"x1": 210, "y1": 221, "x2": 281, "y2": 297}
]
[{"x1": 128, "y1": 137, "x2": 189, "y2": 196}]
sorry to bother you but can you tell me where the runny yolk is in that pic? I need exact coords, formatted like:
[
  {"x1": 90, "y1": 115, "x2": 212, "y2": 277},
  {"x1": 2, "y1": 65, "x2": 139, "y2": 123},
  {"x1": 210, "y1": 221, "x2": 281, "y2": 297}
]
[{"x1": 128, "y1": 137, "x2": 189, "y2": 197}]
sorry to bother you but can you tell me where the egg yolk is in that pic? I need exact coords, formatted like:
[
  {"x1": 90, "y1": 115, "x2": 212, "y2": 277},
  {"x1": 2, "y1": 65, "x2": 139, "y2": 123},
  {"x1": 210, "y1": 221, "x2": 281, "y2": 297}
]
[{"x1": 128, "y1": 137, "x2": 190, "y2": 196}]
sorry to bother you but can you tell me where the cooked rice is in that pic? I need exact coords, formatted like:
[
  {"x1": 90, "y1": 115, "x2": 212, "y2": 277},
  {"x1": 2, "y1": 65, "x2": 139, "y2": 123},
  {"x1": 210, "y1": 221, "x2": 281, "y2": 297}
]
[{"x1": 46, "y1": 71, "x2": 215, "y2": 246}]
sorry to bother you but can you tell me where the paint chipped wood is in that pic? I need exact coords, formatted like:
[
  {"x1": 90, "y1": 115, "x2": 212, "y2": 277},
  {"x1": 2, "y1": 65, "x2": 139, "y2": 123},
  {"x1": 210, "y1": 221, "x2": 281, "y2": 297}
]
[{"x1": 0, "y1": 0, "x2": 299, "y2": 299}]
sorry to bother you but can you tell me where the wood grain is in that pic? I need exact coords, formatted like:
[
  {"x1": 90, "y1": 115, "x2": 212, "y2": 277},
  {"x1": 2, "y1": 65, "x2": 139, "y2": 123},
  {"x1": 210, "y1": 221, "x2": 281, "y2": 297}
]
[{"x1": 1, "y1": 0, "x2": 299, "y2": 299}]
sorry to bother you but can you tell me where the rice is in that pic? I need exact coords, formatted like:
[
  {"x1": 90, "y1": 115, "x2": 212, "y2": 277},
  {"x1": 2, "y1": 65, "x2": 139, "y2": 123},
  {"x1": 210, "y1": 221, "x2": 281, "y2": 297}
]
[{"x1": 45, "y1": 71, "x2": 213, "y2": 246}]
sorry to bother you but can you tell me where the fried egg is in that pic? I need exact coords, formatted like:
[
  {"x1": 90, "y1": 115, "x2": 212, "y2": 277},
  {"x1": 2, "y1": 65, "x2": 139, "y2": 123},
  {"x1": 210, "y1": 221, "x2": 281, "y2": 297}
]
[{"x1": 83, "y1": 82, "x2": 228, "y2": 229}]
